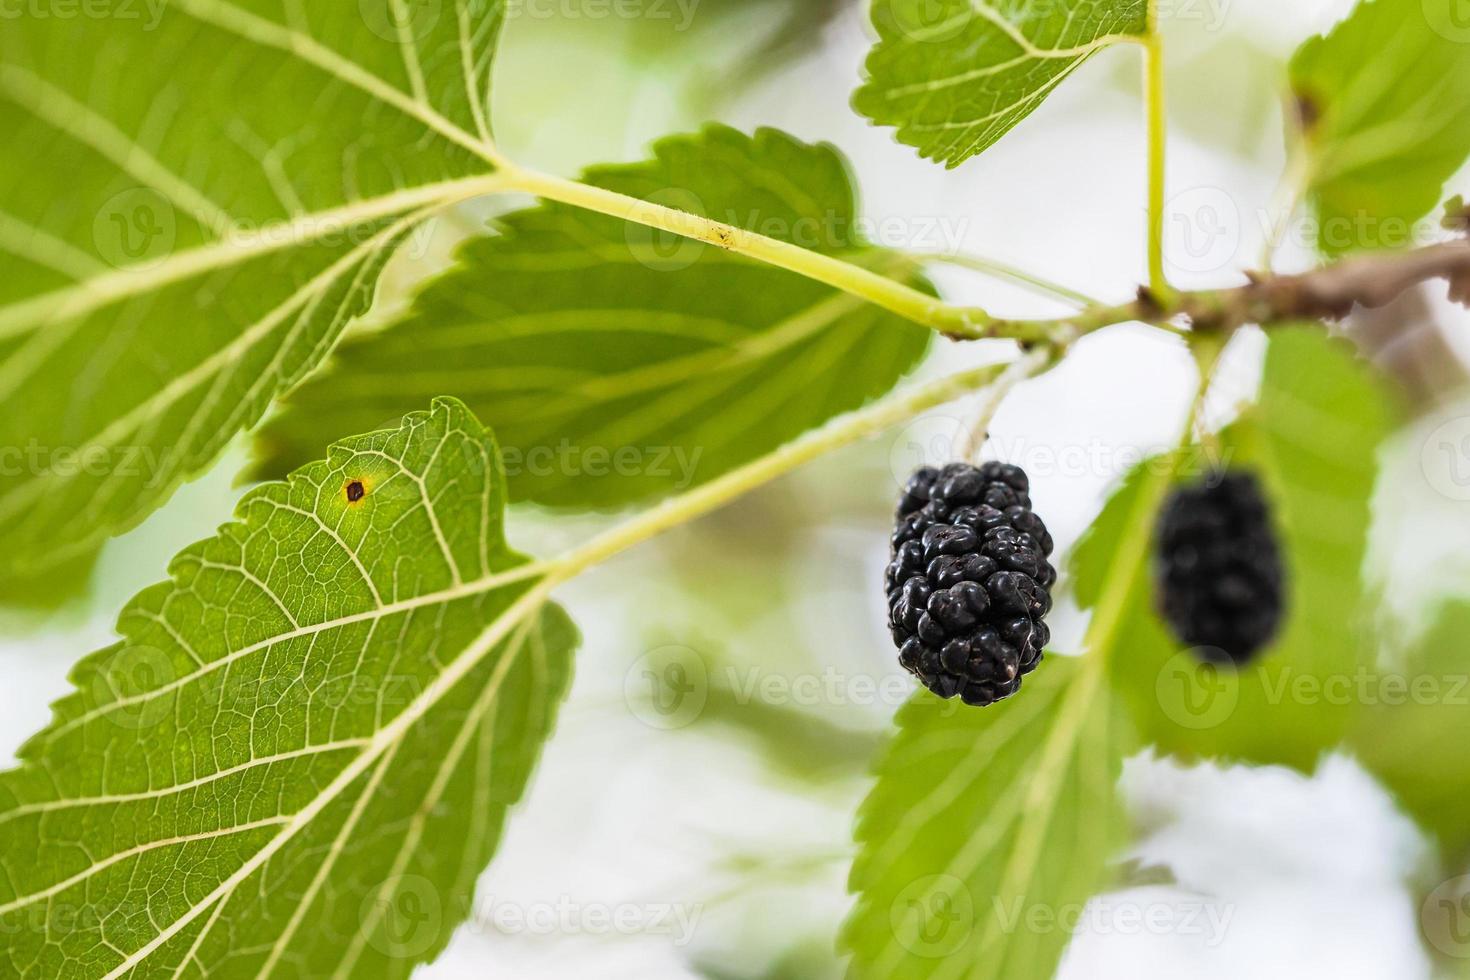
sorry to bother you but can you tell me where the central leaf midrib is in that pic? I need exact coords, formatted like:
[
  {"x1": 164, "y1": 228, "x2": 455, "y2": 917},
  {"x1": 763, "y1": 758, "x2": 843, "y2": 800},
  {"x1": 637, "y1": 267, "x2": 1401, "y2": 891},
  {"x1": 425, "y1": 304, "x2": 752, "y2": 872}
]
[
  {"x1": 91, "y1": 581, "x2": 554, "y2": 980},
  {"x1": 0, "y1": 213, "x2": 429, "y2": 525},
  {"x1": 0, "y1": 174, "x2": 507, "y2": 344}
]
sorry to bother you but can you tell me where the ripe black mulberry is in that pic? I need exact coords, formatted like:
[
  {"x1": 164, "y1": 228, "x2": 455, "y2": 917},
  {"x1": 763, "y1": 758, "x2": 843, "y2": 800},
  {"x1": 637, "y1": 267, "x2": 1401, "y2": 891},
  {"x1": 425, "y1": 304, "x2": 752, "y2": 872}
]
[
  {"x1": 1154, "y1": 470, "x2": 1285, "y2": 665},
  {"x1": 885, "y1": 462, "x2": 1055, "y2": 707}
]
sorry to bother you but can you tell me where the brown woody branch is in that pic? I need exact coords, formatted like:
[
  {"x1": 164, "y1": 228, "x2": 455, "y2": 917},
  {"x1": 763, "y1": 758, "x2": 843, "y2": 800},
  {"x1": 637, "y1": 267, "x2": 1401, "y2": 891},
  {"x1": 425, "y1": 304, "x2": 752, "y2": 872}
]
[{"x1": 962, "y1": 238, "x2": 1470, "y2": 346}]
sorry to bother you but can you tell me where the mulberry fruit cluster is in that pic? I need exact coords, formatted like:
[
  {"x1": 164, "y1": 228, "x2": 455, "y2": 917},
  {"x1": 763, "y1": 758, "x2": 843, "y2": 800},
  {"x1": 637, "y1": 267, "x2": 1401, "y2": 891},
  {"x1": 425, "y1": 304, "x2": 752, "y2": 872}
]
[
  {"x1": 1154, "y1": 470, "x2": 1285, "y2": 665},
  {"x1": 885, "y1": 462, "x2": 1055, "y2": 707}
]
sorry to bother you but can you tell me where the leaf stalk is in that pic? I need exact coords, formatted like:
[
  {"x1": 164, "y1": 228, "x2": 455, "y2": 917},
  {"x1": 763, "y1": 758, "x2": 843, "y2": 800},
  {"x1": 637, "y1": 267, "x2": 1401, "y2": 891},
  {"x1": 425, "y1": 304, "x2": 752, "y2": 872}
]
[
  {"x1": 541, "y1": 360, "x2": 1016, "y2": 583},
  {"x1": 498, "y1": 163, "x2": 991, "y2": 338},
  {"x1": 1143, "y1": 26, "x2": 1172, "y2": 301}
]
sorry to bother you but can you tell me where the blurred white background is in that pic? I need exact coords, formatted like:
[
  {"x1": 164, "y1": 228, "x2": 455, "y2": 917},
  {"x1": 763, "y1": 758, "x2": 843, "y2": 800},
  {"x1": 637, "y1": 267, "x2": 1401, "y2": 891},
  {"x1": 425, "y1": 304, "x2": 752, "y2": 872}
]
[{"x1": 5, "y1": 0, "x2": 1470, "y2": 976}]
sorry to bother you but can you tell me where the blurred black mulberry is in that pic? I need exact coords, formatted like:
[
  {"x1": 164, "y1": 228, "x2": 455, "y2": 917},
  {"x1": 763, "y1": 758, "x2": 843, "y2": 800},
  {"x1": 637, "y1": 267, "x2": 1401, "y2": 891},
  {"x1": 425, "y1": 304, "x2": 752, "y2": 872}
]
[{"x1": 1154, "y1": 470, "x2": 1285, "y2": 665}]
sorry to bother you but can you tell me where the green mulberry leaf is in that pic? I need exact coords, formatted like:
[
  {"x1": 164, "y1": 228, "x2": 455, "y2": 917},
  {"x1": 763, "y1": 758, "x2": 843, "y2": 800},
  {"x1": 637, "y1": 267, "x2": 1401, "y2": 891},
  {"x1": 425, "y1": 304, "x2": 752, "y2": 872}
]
[
  {"x1": 854, "y1": 0, "x2": 1150, "y2": 167},
  {"x1": 0, "y1": 0, "x2": 510, "y2": 598},
  {"x1": 251, "y1": 126, "x2": 932, "y2": 510},
  {"x1": 842, "y1": 658, "x2": 1133, "y2": 980},
  {"x1": 0, "y1": 398, "x2": 576, "y2": 978},
  {"x1": 1348, "y1": 600, "x2": 1470, "y2": 861},
  {"x1": 1290, "y1": 0, "x2": 1470, "y2": 255}
]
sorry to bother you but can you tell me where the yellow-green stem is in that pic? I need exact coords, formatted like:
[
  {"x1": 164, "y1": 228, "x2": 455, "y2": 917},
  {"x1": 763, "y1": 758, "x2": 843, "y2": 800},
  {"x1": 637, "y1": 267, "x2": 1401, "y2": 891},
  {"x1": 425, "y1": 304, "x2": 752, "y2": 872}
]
[
  {"x1": 502, "y1": 163, "x2": 988, "y2": 337},
  {"x1": 545, "y1": 361, "x2": 1013, "y2": 583},
  {"x1": 1143, "y1": 27, "x2": 1171, "y2": 300},
  {"x1": 1260, "y1": 125, "x2": 1309, "y2": 272},
  {"x1": 921, "y1": 252, "x2": 1103, "y2": 308},
  {"x1": 957, "y1": 346, "x2": 1058, "y2": 462}
]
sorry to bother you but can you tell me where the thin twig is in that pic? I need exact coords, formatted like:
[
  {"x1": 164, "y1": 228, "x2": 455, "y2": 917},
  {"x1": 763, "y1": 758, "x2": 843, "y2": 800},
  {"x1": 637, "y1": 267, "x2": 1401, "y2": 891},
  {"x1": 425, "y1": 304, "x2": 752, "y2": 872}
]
[
  {"x1": 920, "y1": 252, "x2": 1103, "y2": 308},
  {"x1": 977, "y1": 238, "x2": 1470, "y2": 342},
  {"x1": 955, "y1": 346, "x2": 1059, "y2": 463}
]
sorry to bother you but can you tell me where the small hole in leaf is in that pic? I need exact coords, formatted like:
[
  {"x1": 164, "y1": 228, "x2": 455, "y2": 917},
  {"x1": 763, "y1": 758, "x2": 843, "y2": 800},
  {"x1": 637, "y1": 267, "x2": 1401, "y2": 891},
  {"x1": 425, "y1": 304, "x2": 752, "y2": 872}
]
[{"x1": 345, "y1": 480, "x2": 366, "y2": 503}]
